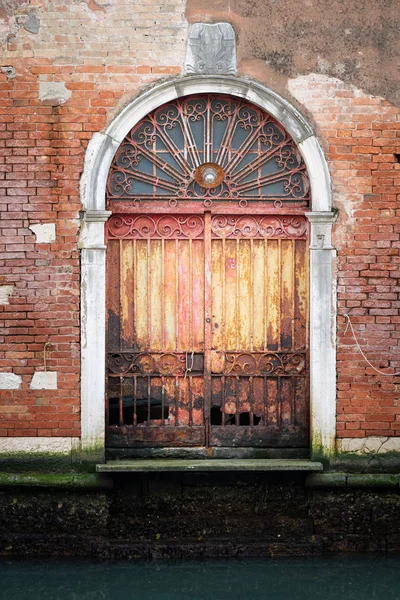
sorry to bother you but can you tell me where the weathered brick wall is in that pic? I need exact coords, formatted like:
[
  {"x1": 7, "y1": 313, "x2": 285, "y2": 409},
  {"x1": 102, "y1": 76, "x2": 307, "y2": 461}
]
[
  {"x1": 0, "y1": 0, "x2": 187, "y2": 437},
  {"x1": 1, "y1": 0, "x2": 400, "y2": 444},
  {"x1": 289, "y1": 74, "x2": 400, "y2": 439}
]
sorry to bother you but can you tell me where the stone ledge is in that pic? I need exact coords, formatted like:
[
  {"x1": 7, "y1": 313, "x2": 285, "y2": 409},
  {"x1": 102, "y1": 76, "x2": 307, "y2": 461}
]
[
  {"x1": 306, "y1": 473, "x2": 400, "y2": 488},
  {"x1": 0, "y1": 473, "x2": 113, "y2": 489},
  {"x1": 106, "y1": 447, "x2": 310, "y2": 460},
  {"x1": 96, "y1": 459, "x2": 324, "y2": 473}
]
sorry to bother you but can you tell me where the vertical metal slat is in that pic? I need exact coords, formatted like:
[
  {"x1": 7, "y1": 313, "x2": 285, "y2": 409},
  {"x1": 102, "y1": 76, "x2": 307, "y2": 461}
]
[
  {"x1": 250, "y1": 375, "x2": 254, "y2": 427},
  {"x1": 161, "y1": 376, "x2": 165, "y2": 426},
  {"x1": 133, "y1": 377, "x2": 137, "y2": 426},
  {"x1": 189, "y1": 375, "x2": 193, "y2": 427},
  {"x1": 235, "y1": 376, "x2": 239, "y2": 426},
  {"x1": 147, "y1": 375, "x2": 151, "y2": 425},
  {"x1": 221, "y1": 375, "x2": 225, "y2": 427},
  {"x1": 119, "y1": 376, "x2": 123, "y2": 426},
  {"x1": 174, "y1": 377, "x2": 179, "y2": 426}
]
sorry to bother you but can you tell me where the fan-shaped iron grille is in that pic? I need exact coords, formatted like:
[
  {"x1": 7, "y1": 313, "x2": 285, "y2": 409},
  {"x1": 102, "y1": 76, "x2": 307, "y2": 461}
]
[{"x1": 107, "y1": 94, "x2": 310, "y2": 208}]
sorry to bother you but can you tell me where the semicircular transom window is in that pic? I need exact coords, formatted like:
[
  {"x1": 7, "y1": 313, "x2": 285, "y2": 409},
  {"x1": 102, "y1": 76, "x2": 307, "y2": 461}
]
[{"x1": 107, "y1": 94, "x2": 310, "y2": 208}]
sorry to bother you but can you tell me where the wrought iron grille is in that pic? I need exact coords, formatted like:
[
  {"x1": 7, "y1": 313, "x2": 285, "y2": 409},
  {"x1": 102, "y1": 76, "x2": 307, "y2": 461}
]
[{"x1": 107, "y1": 94, "x2": 310, "y2": 208}]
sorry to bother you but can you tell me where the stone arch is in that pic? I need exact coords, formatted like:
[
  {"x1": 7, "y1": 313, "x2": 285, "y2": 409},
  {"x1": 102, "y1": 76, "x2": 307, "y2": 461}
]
[
  {"x1": 81, "y1": 76, "x2": 332, "y2": 213},
  {"x1": 79, "y1": 76, "x2": 336, "y2": 463}
]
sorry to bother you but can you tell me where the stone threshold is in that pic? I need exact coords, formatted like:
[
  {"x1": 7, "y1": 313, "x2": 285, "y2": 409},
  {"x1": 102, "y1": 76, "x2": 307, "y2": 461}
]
[{"x1": 96, "y1": 459, "x2": 324, "y2": 473}]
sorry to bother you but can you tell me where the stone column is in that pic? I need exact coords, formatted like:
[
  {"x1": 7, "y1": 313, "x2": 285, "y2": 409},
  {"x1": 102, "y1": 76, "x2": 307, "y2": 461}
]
[
  {"x1": 80, "y1": 210, "x2": 111, "y2": 463},
  {"x1": 306, "y1": 211, "x2": 337, "y2": 463}
]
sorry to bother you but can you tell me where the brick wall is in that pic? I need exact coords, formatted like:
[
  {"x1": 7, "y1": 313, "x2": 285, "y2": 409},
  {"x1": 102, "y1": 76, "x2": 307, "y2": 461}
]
[
  {"x1": 289, "y1": 74, "x2": 400, "y2": 439},
  {"x1": 0, "y1": 0, "x2": 187, "y2": 437},
  {"x1": 1, "y1": 1, "x2": 400, "y2": 443}
]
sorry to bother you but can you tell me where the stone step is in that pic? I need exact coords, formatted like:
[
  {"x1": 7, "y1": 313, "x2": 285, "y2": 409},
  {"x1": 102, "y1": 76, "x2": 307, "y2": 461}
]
[{"x1": 96, "y1": 459, "x2": 323, "y2": 473}]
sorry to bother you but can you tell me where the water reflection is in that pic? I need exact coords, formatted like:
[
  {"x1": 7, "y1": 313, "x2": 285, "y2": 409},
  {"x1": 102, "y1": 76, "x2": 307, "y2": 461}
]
[{"x1": 1, "y1": 557, "x2": 400, "y2": 600}]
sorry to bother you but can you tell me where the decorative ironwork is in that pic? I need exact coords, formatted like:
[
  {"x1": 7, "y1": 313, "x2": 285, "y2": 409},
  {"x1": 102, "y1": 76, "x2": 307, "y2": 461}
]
[
  {"x1": 107, "y1": 214, "x2": 205, "y2": 239},
  {"x1": 194, "y1": 162, "x2": 225, "y2": 188},
  {"x1": 108, "y1": 352, "x2": 204, "y2": 376},
  {"x1": 107, "y1": 95, "x2": 310, "y2": 207},
  {"x1": 211, "y1": 215, "x2": 308, "y2": 239},
  {"x1": 108, "y1": 352, "x2": 186, "y2": 376},
  {"x1": 216, "y1": 352, "x2": 306, "y2": 376}
]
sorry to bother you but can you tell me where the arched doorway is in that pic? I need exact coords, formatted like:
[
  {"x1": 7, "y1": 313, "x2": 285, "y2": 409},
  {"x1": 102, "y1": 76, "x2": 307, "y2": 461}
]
[{"x1": 104, "y1": 94, "x2": 311, "y2": 450}]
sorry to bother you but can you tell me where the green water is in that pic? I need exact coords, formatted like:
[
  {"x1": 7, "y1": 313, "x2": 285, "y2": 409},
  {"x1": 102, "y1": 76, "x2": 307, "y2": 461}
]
[{"x1": 1, "y1": 557, "x2": 400, "y2": 599}]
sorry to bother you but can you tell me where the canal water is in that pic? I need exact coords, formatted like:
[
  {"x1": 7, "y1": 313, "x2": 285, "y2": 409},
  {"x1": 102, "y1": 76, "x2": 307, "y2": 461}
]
[{"x1": 1, "y1": 556, "x2": 400, "y2": 599}]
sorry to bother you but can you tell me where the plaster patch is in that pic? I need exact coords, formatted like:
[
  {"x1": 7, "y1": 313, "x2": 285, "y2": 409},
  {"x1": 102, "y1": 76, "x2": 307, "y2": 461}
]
[
  {"x1": 81, "y1": 0, "x2": 107, "y2": 11},
  {"x1": 38, "y1": 82, "x2": 72, "y2": 106},
  {"x1": 24, "y1": 11, "x2": 40, "y2": 34},
  {"x1": 338, "y1": 437, "x2": 400, "y2": 455},
  {"x1": 287, "y1": 72, "x2": 374, "y2": 104},
  {"x1": 0, "y1": 66, "x2": 16, "y2": 79},
  {"x1": 0, "y1": 437, "x2": 72, "y2": 454},
  {"x1": 29, "y1": 223, "x2": 56, "y2": 243},
  {"x1": 0, "y1": 285, "x2": 14, "y2": 305},
  {"x1": 380, "y1": 438, "x2": 400, "y2": 453},
  {"x1": 30, "y1": 371, "x2": 58, "y2": 390},
  {"x1": 0, "y1": 372, "x2": 22, "y2": 390}
]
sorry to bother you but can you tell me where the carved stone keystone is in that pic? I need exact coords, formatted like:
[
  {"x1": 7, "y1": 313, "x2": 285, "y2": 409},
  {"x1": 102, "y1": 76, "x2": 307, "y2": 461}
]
[{"x1": 185, "y1": 23, "x2": 237, "y2": 75}]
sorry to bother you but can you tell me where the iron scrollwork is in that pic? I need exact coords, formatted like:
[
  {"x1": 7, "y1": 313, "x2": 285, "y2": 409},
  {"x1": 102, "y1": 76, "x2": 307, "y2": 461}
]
[
  {"x1": 221, "y1": 352, "x2": 306, "y2": 376},
  {"x1": 107, "y1": 214, "x2": 205, "y2": 239},
  {"x1": 107, "y1": 95, "x2": 311, "y2": 207},
  {"x1": 211, "y1": 215, "x2": 308, "y2": 239},
  {"x1": 108, "y1": 352, "x2": 187, "y2": 376}
]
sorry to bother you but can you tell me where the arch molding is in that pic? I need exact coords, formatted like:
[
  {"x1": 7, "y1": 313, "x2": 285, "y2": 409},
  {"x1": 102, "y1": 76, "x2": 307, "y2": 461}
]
[{"x1": 79, "y1": 76, "x2": 336, "y2": 463}]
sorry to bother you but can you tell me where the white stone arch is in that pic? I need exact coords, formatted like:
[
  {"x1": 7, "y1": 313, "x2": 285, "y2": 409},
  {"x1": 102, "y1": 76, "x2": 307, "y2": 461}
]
[{"x1": 79, "y1": 76, "x2": 336, "y2": 463}]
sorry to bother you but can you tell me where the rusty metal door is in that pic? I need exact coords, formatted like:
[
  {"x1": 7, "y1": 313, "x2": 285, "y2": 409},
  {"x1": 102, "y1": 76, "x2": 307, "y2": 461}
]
[
  {"x1": 106, "y1": 214, "x2": 207, "y2": 447},
  {"x1": 105, "y1": 94, "x2": 310, "y2": 449},
  {"x1": 209, "y1": 215, "x2": 309, "y2": 446}
]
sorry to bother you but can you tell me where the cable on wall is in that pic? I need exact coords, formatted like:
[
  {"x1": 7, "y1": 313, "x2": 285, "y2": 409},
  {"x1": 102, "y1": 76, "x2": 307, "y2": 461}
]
[{"x1": 343, "y1": 313, "x2": 400, "y2": 377}]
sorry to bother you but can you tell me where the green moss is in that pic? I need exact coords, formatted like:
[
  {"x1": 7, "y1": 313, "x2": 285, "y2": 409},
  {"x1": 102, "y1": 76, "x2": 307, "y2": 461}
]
[
  {"x1": 306, "y1": 472, "x2": 400, "y2": 488},
  {"x1": 332, "y1": 450, "x2": 400, "y2": 474},
  {"x1": 0, "y1": 472, "x2": 113, "y2": 489},
  {"x1": 306, "y1": 473, "x2": 347, "y2": 487},
  {"x1": 310, "y1": 435, "x2": 334, "y2": 469},
  {"x1": 0, "y1": 451, "x2": 73, "y2": 473},
  {"x1": 0, "y1": 445, "x2": 104, "y2": 474},
  {"x1": 347, "y1": 474, "x2": 398, "y2": 487}
]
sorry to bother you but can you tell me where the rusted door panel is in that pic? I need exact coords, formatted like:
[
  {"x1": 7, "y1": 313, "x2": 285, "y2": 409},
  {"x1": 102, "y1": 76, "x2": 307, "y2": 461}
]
[
  {"x1": 106, "y1": 213, "x2": 309, "y2": 448},
  {"x1": 106, "y1": 216, "x2": 206, "y2": 447},
  {"x1": 208, "y1": 217, "x2": 309, "y2": 447},
  {"x1": 209, "y1": 427, "x2": 308, "y2": 448},
  {"x1": 108, "y1": 425, "x2": 205, "y2": 447}
]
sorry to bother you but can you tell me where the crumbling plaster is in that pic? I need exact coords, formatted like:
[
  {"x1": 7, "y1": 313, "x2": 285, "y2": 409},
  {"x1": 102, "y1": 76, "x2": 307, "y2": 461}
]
[
  {"x1": 0, "y1": 0, "x2": 41, "y2": 46},
  {"x1": 186, "y1": 0, "x2": 400, "y2": 108}
]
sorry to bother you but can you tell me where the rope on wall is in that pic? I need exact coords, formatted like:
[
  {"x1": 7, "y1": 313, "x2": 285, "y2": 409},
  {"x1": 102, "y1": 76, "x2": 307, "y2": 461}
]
[{"x1": 343, "y1": 313, "x2": 400, "y2": 376}]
